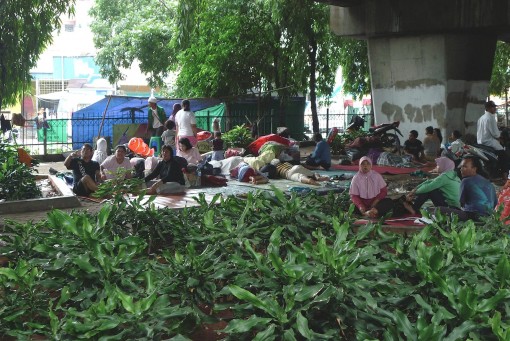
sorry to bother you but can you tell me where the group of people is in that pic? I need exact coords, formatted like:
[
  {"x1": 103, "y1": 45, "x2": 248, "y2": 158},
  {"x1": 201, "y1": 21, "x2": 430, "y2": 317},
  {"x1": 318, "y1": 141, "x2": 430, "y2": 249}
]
[
  {"x1": 349, "y1": 154, "x2": 497, "y2": 221},
  {"x1": 403, "y1": 126, "x2": 444, "y2": 163}
]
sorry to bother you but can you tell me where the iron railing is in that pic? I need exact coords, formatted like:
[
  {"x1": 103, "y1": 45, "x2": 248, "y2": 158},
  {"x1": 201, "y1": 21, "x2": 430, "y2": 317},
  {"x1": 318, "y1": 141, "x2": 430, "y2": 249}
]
[{"x1": 3, "y1": 109, "x2": 373, "y2": 155}]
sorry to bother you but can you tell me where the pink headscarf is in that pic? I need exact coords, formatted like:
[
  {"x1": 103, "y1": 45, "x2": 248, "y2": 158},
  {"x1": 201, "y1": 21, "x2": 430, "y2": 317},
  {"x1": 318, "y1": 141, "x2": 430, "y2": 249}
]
[
  {"x1": 349, "y1": 156, "x2": 387, "y2": 199},
  {"x1": 435, "y1": 157, "x2": 455, "y2": 173}
]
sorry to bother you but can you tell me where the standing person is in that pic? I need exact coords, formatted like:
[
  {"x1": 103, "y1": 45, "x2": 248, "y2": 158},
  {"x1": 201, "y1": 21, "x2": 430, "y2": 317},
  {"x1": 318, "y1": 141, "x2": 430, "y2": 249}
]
[
  {"x1": 144, "y1": 145, "x2": 186, "y2": 195},
  {"x1": 349, "y1": 156, "x2": 394, "y2": 218},
  {"x1": 211, "y1": 132, "x2": 225, "y2": 161},
  {"x1": 434, "y1": 128, "x2": 444, "y2": 154},
  {"x1": 404, "y1": 157, "x2": 461, "y2": 215},
  {"x1": 161, "y1": 120, "x2": 176, "y2": 149},
  {"x1": 169, "y1": 103, "x2": 182, "y2": 122},
  {"x1": 422, "y1": 126, "x2": 440, "y2": 161},
  {"x1": 174, "y1": 99, "x2": 198, "y2": 146},
  {"x1": 305, "y1": 133, "x2": 331, "y2": 170},
  {"x1": 146, "y1": 96, "x2": 167, "y2": 137},
  {"x1": 477, "y1": 100, "x2": 509, "y2": 178},
  {"x1": 212, "y1": 117, "x2": 221, "y2": 134},
  {"x1": 65, "y1": 143, "x2": 101, "y2": 197},
  {"x1": 100, "y1": 145, "x2": 133, "y2": 181},
  {"x1": 403, "y1": 130, "x2": 424, "y2": 162},
  {"x1": 436, "y1": 156, "x2": 497, "y2": 221}
]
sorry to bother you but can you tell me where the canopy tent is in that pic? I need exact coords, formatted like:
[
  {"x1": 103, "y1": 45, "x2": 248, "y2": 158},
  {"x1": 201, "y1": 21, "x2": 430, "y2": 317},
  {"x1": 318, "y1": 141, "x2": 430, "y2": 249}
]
[
  {"x1": 71, "y1": 95, "x2": 221, "y2": 149},
  {"x1": 194, "y1": 103, "x2": 226, "y2": 131}
]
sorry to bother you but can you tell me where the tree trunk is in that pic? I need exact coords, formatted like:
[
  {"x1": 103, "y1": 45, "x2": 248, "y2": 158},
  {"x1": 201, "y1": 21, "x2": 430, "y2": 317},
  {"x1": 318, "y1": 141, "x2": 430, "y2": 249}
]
[{"x1": 308, "y1": 39, "x2": 319, "y2": 133}]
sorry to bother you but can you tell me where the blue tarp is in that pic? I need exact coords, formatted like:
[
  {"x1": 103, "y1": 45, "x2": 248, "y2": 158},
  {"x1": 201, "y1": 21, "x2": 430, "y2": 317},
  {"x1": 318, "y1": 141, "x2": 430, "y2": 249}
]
[{"x1": 72, "y1": 96, "x2": 221, "y2": 149}]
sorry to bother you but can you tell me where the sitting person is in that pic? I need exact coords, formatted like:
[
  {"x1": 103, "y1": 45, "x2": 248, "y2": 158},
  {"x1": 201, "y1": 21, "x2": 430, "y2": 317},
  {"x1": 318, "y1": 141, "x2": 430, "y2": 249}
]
[
  {"x1": 305, "y1": 132, "x2": 331, "y2": 170},
  {"x1": 92, "y1": 137, "x2": 108, "y2": 165},
  {"x1": 100, "y1": 145, "x2": 133, "y2": 181},
  {"x1": 211, "y1": 132, "x2": 225, "y2": 161},
  {"x1": 403, "y1": 130, "x2": 424, "y2": 162},
  {"x1": 423, "y1": 126, "x2": 441, "y2": 161},
  {"x1": 65, "y1": 143, "x2": 101, "y2": 197},
  {"x1": 435, "y1": 156, "x2": 497, "y2": 221},
  {"x1": 445, "y1": 130, "x2": 465, "y2": 161},
  {"x1": 230, "y1": 162, "x2": 268, "y2": 185},
  {"x1": 349, "y1": 156, "x2": 394, "y2": 218},
  {"x1": 161, "y1": 120, "x2": 176, "y2": 149},
  {"x1": 403, "y1": 157, "x2": 460, "y2": 215},
  {"x1": 177, "y1": 137, "x2": 203, "y2": 166},
  {"x1": 271, "y1": 159, "x2": 329, "y2": 186},
  {"x1": 144, "y1": 145, "x2": 186, "y2": 195}
]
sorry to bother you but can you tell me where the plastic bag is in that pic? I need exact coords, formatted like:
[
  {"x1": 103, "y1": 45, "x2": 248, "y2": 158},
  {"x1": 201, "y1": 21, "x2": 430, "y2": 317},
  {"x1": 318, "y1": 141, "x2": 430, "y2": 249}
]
[{"x1": 497, "y1": 186, "x2": 510, "y2": 224}]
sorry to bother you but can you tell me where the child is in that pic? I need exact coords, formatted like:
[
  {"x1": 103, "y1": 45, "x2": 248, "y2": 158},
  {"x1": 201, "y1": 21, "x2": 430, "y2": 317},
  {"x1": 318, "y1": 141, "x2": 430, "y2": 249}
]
[
  {"x1": 211, "y1": 131, "x2": 225, "y2": 161},
  {"x1": 161, "y1": 120, "x2": 176, "y2": 149}
]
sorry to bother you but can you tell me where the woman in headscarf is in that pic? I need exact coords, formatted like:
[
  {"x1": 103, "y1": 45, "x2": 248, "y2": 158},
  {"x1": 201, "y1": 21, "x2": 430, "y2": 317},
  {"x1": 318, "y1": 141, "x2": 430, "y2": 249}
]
[
  {"x1": 404, "y1": 156, "x2": 461, "y2": 215},
  {"x1": 92, "y1": 137, "x2": 108, "y2": 165},
  {"x1": 349, "y1": 156, "x2": 394, "y2": 218}
]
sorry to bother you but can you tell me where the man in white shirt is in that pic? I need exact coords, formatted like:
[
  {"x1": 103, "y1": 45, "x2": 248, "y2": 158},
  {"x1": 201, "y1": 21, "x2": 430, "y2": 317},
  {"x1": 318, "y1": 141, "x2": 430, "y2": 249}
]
[
  {"x1": 100, "y1": 145, "x2": 133, "y2": 181},
  {"x1": 477, "y1": 100, "x2": 509, "y2": 178},
  {"x1": 477, "y1": 101, "x2": 503, "y2": 150}
]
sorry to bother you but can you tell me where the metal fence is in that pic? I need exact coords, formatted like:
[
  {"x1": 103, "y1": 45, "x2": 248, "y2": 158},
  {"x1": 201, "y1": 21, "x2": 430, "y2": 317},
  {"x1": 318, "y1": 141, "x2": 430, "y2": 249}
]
[{"x1": 3, "y1": 109, "x2": 373, "y2": 156}]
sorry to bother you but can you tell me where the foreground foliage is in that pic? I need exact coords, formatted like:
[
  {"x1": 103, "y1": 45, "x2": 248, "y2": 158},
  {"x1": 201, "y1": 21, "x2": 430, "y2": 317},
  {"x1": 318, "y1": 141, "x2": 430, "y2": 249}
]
[{"x1": 1, "y1": 189, "x2": 510, "y2": 339}]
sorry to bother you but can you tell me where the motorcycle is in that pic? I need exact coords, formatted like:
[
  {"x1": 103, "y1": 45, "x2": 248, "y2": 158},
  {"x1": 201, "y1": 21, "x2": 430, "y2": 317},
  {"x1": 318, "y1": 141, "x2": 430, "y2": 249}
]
[{"x1": 347, "y1": 115, "x2": 404, "y2": 152}]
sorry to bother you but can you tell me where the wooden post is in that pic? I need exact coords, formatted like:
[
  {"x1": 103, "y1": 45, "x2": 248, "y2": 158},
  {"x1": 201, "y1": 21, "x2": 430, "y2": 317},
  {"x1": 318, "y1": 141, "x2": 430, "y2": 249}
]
[{"x1": 97, "y1": 95, "x2": 112, "y2": 139}]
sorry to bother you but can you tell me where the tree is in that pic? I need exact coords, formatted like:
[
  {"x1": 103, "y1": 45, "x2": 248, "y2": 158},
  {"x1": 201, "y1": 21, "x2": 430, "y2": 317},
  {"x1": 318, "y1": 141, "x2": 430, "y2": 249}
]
[
  {"x1": 90, "y1": 0, "x2": 178, "y2": 89},
  {"x1": 338, "y1": 38, "x2": 371, "y2": 100},
  {"x1": 276, "y1": 0, "x2": 343, "y2": 132},
  {"x1": 490, "y1": 41, "x2": 510, "y2": 124},
  {"x1": 0, "y1": 0, "x2": 75, "y2": 109}
]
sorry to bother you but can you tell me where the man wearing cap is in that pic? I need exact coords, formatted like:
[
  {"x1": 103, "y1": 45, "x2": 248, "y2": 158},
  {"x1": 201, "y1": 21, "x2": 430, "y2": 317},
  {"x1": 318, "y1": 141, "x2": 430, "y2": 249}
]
[
  {"x1": 477, "y1": 100, "x2": 509, "y2": 178},
  {"x1": 146, "y1": 96, "x2": 167, "y2": 137}
]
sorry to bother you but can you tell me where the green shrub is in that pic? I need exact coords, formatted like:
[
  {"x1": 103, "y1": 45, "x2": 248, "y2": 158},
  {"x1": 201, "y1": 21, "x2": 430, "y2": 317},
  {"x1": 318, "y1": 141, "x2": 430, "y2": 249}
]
[
  {"x1": 222, "y1": 125, "x2": 254, "y2": 149},
  {"x1": 0, "y1": 143, "x2": 41, "y2": 200}
]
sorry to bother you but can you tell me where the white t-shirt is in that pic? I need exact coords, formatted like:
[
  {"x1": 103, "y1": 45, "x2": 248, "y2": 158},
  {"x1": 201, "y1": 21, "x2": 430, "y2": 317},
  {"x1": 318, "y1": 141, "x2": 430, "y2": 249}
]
[
  {"x1": 161, "y1": 129, "x2": 176, "y2": 147},
  {"x1": 152, "y1": 108, "x2": 163, "y2": 129},
  {"x1": 175, "y1": 109, "x2": 196, "y2": 136},
  {"x1": 101, "y1": 155, "x2": 133, "y2": 180}
]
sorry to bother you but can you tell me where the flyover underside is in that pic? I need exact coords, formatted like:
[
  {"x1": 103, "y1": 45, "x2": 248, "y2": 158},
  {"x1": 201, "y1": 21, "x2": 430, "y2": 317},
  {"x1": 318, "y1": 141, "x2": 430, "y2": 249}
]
[{"x1": 328, "y1": 0, "x2": 510, "y2": 138}]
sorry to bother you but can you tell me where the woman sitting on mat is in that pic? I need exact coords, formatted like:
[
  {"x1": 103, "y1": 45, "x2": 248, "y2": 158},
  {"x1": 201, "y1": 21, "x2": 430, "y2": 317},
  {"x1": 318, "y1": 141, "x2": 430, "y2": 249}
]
[
  {"x1": 177, "y1": 137, "x2": 203, "y2": 166},
  {"x1": 349, "y1": 156, "x2": 394, "y2": 218}
]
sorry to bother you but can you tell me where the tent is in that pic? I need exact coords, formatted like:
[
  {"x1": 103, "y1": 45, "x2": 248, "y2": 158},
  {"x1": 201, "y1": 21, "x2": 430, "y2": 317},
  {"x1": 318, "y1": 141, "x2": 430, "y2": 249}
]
[{"x1": 71, "y1": 96, "x2": 221, "y2": 149}]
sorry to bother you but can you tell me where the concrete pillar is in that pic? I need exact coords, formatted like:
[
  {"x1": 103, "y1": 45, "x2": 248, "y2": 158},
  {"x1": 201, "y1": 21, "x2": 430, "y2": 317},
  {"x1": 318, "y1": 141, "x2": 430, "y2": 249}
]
[{"x1": 368, "y1": 34, "x2": 497, "y2": 140}]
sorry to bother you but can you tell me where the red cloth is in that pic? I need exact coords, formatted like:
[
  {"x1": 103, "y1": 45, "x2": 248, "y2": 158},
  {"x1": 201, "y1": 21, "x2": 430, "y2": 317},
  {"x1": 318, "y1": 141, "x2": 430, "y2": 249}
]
[{"x1": 247, "y1": 134, "x2": 291, "y2": 154}]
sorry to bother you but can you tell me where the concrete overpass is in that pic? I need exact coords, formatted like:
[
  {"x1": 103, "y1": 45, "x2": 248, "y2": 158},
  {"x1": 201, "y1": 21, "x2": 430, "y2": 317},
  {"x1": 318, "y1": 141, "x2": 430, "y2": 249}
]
[{"x1": 317, "y1": 0, "x2": 510, "y2": 138}]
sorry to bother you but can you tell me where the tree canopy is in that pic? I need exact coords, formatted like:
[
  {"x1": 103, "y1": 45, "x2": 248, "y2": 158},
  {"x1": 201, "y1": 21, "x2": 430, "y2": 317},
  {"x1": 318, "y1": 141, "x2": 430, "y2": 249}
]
[{"x1": 0, "y1": 0, "x2": 75, "y2": 108}]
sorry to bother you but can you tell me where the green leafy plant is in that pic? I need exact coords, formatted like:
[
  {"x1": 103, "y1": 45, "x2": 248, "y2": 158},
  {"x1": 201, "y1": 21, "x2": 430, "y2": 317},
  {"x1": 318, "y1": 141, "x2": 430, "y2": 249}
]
[
  {"x1": 92, "y1": 171, "x2": 145, "y2": 199},
  {"x1": 222, "y1": 125, "x2": 254, "y2": 149},
  {"x1": 1, "y1": 188, "x2": 510, "y2": 339},
  {"x1": 0, "y1": 143, "x2": 41, "y2": 200}
]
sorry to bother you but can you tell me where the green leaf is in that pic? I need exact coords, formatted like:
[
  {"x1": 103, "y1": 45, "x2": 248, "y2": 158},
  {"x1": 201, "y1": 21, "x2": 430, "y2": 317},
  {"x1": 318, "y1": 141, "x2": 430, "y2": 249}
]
[
  {"x1": 444, "y1": 320, "x2": 477, "y2": 341},
  {"x1": 116, "y1": 287, "x2": 135, "y2": 314},
  {"x1": 295, "y1": 284, "x2": 324, "y2": 302},
  {"x1": 0, "y1": 268, "x2": 18, "y2": 281},
  {"x1": 296, "y1": 311, "x2": 313, "y2": 339},
  {"x1": 73, "y1": 254, "x2": 97, "y2": 273},
  {"x1": 496, "y1": 255, "x2": 510, "y2": 284},
  {"x1": 224, "y1": 315, "x2": 273, "y2": 333},
  {"x1": 253, "y1": 323, "x2": 276, "y2": 341},
  {"x1": 393, "y1": 310, "x2": 416, "y2": 341}
]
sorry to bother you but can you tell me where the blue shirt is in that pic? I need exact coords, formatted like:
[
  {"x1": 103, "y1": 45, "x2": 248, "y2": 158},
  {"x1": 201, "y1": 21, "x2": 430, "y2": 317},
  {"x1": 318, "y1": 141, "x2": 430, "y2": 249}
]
[
  {"x1": 311, "y1": 140, "x2": 331, "y2": 164},
  {"x1": 460, "y1": 174, "x2": 497, "y2": 216}
]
